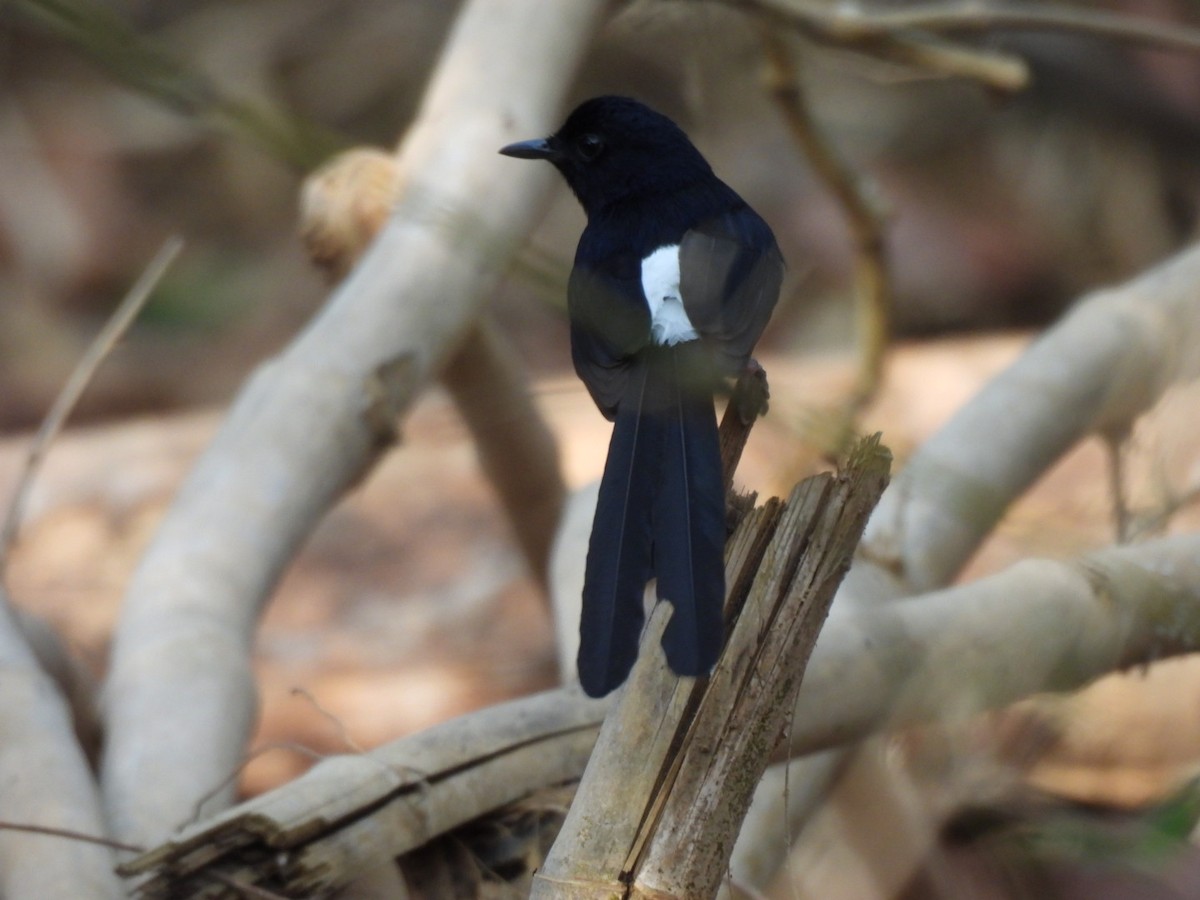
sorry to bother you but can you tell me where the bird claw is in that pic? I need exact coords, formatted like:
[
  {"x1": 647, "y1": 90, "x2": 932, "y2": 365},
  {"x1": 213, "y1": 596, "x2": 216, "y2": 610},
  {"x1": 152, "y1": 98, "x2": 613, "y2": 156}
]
[{"x1": 731, "y1": 359, "x2": 770, "y2": 425}]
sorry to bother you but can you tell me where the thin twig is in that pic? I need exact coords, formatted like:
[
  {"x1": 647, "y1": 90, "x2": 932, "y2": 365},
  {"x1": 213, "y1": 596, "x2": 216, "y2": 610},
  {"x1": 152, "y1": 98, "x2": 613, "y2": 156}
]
[
  {"x1": 1129, "y1": 482, "x2": 1200, "y2": 542},
  {"x1": 829, "y1": 2, "x2": 1200, "y2": 56},
  {"x1": 1102, "y1": 428, "x2": 1132, "y2": 544},
  {"x1": 0, "y1": 820, "x2": 143, "y2": 854},
  {"x1": 0, "y1": 236, "x2": 184, "y2": 572},
  {"x1": 704, "y1": 0, "x2": 1030, "y2": 90},
  {"x1": 187, "y1": 740, "x2": 330, "y2": 828},
  {"x1": 719, "y1": 0, "x2": 1200, "y2": 91},
  {"x1": 757, "y1": 29, "x2": 891, "y2": 413},
  {"x1": 291, "y1": 686, "x2": 367, "y2": 755},
  {"x1": 206, "y1": 870, "x2": 294, "y2": 900},
  {"x1": 860, "y1": 30, "x2": 1029, "y2": 90}
]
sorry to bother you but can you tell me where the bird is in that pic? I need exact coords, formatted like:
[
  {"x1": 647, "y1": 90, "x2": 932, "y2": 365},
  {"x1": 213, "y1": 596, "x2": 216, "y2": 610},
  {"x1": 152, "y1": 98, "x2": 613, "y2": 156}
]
[{"x1": 500, "y1": 96, "x2": 783, "y2": 697}]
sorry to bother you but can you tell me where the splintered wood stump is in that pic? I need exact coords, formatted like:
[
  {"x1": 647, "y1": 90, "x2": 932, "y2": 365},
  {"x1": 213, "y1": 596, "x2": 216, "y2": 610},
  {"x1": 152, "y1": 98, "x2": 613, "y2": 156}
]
[{"x1": 531, "y1": 434, "x2": 890, "y2": 899}]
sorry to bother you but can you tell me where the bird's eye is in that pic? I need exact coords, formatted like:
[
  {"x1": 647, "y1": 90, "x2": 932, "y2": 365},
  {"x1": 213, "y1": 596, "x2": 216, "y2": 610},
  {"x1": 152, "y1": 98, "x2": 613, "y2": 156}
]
[{"x1": 577, "y1": 133, "x2": 604, "y2": 161}]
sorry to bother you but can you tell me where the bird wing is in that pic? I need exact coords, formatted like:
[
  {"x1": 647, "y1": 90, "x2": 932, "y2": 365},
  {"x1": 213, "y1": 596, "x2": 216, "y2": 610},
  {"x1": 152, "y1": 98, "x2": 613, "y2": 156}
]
[
  {"x1": 678, "y1": 205, "x2": 784, "y2": 375},
  {"x1": 567, "y1": 250, "x2": 651, "y2": 420}
]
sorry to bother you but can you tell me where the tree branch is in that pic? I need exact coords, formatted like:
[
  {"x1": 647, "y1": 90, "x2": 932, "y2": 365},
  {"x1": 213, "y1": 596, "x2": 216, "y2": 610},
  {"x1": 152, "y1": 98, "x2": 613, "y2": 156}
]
[
  {"x1": 300, "y1": 147, "x2": 567, "y2": 587},
  {"x1": 863, "y1": 241, "x2": 1200, "y2": 594},
  {"x1": 829, "y1": 2, "x2": 1200, "y2": 56},
  {"x1": 120, "y1": 688, "x2": 606, "y2": 898},
  {"x1": 0, "y1": 586, "x2": 124, "y2": 898},
  {"x1": 758, "y1": 28, "x2": 891, "y2": 415}
]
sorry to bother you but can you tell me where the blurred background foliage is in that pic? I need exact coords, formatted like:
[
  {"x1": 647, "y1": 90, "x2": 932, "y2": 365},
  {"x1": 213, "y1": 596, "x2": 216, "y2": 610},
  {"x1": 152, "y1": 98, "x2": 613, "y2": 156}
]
[{"x1": 1, "y1": 0, "x2": 1200, "y2": 431}]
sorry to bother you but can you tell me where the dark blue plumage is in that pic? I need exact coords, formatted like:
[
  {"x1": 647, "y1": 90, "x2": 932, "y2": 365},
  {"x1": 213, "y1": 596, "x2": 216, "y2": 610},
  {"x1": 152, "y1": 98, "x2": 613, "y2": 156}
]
[{"x1": 501, "y1": 96, "x2": 783, "y2": 697}]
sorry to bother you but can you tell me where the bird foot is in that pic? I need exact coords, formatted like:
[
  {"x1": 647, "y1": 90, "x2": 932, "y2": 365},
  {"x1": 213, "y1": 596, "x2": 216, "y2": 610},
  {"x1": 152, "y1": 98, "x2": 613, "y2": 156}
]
[{"x1": 731, "y1": 359, "x2": 770, "y2": 425}]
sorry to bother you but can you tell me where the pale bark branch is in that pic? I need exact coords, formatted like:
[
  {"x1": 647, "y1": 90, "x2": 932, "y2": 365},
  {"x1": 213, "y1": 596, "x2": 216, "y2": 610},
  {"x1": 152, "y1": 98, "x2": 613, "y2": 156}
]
[
  {"x1": 300, "y1": 146, "x2": 567, "y2": 587},
  {"x1": 862, "y1": 241, "x2": 1200, "y2": 594},
  {"x1": 0, "y1": 587, "x2": 123, "y2": 899},
  {"x1": 100, "y1": 0, "x2": 609, "y2": 848},
  {"x1": 120, "y1": 688, "x2": 606, "y2": 898},
  {"x1": 782, "y1": 533, "x2": 1200, "y2": 761}
]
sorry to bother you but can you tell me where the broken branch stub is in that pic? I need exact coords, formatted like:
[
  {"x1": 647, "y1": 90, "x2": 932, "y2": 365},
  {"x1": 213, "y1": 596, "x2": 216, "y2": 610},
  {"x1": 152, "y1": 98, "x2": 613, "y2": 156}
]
[
  {"x1": 119, "y1": 688, "x2": 606, "y2": 898},
  {"x1": 531, "y1": 435, "x2": 891, "y2": 899}
]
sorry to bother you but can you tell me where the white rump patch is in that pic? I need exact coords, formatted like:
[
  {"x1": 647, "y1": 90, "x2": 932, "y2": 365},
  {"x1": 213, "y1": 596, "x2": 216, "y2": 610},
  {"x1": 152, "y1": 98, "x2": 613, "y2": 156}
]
[{"x1": 641, "y1": 244, "x2": 697, "y2": 346}]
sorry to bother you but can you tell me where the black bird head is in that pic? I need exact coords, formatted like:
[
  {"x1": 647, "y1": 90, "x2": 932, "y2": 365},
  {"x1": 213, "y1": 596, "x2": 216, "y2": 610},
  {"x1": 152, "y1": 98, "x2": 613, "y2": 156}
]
[{"x1": 499, "y1": 96, "x2": 714, "y2": 216}]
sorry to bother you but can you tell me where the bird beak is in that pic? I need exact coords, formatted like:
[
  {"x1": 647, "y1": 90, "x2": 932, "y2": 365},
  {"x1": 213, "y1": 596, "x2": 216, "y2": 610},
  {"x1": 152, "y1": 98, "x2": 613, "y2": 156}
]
[{"x1": 498, "y1": 137, "x2": 559, "y2": 161}]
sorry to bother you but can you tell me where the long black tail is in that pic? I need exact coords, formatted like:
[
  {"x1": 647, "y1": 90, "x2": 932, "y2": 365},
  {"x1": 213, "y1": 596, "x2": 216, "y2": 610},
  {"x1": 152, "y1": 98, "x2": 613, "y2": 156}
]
[{"x1": 577, "y1": 345, "x2": 726, "y2": 697}]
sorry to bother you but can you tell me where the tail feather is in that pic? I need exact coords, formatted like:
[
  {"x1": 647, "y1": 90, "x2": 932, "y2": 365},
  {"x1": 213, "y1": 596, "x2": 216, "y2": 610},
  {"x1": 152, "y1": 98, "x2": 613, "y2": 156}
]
[
  {"x1": 578, "y1": 363, "x2": 657, "y2": 697},
  {"x1": 653, "y1": 354, "x2": 724, "y2": 677},
  {"x1": 578, "y1": 346, "x2": 726, "y2": 697}
]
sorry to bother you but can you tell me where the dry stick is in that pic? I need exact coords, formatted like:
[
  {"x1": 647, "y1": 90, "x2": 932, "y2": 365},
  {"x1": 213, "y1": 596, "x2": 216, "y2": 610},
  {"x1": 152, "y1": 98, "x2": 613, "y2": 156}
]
[
  {"x1": 832, "y1": 1, "x2": 1200, "y2": 55},
  {"x1": 1131, "y1": 481, "x2": 1200, "y2": 542},
  {"x1": 758, "y1": 29, "x2": 891, "y2": 419},
  {"x1": 0, "y1": 236, "x2": 183, "y2": 568},
  {"x1": 856, "y1": 28, "x2": 1029, "y2": 90},
  {"x1": 1102, "y1": 426, "x2": 1133, "y2": 544},
  {"x1": 696, "y1": 0, "x2": 1030, "y2": 91},
  {"x1": 290, "y1": 685, "x2": 367, "y2": 755},
  {"x1": 779, "y1": 532, "x2": 1200, "y2": 762},
  {"x1": 719, "y1": 363, "x2": 770, "y2": 499},
  {"x1": 734, "y1": 0, "x2": 1200, "y2": 59},
  {"x1": 100, "y1": 0, "x2": 609, "y2": 849},
  {"x1": 0, "y1": 822, "x2": 142, "y2": 854}
]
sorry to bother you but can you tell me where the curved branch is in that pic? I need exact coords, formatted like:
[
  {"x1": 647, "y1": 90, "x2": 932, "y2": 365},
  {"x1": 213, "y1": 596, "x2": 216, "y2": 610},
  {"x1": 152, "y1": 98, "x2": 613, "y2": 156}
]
[
  {"x1": 0, "y1": 588, "x2": 123, "y2": 898},
  {"x1": 863, "y1": 241, "x2": 1200, "y2": 593},
  {"x1": 300, "y1": 147, "x2": 566, "y2": 587}
]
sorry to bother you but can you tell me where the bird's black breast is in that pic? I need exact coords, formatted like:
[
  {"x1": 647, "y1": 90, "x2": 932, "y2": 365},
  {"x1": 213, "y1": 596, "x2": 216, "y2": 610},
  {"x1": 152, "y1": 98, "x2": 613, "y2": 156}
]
[{"x1": 567, "y1": 182, "x2": 783, "y2": 419}]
